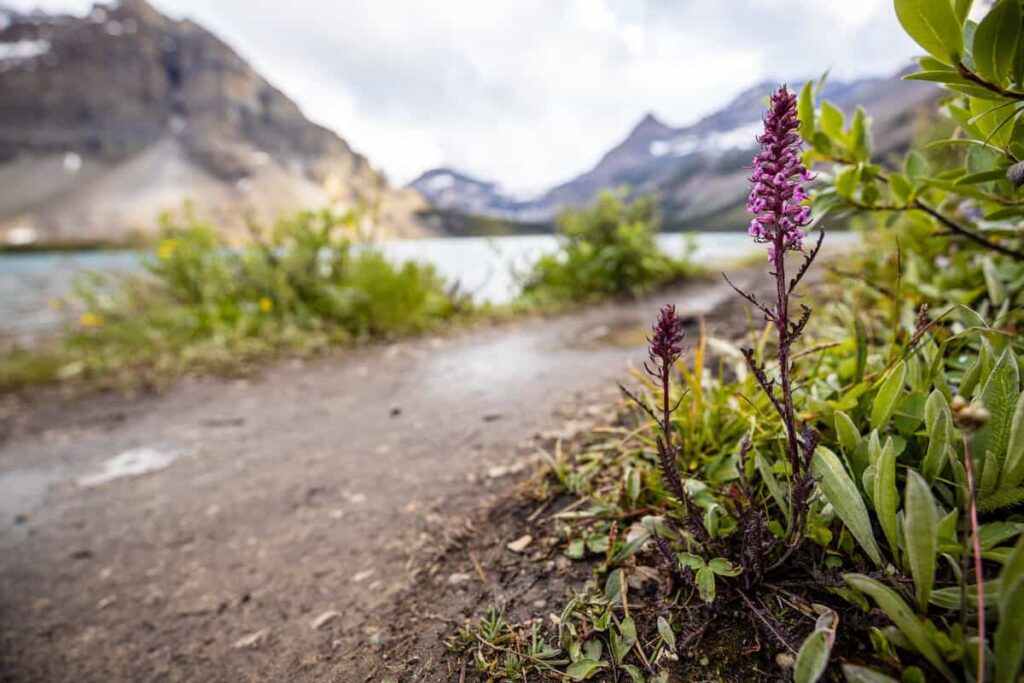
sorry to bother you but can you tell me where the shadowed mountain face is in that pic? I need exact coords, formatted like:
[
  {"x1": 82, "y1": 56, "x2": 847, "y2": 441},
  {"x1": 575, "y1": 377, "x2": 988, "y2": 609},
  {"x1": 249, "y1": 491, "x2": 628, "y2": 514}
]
[
  {"x1": 0, "y1": 0, "x2": 429, "y2": 246},
  {"x1": 410, "y1": 74, "x2": 940, "y2": 231}
]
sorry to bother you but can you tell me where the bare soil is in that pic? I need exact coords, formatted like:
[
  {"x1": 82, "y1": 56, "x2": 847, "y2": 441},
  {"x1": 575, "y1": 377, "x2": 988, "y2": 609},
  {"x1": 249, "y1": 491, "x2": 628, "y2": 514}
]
[{"x1": 0, "y1": 272, "x2": 763, "y2": 682}]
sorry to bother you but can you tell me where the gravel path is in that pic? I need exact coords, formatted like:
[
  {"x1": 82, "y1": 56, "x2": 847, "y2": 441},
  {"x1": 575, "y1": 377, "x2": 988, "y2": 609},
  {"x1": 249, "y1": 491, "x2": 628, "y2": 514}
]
[{"x1": 0, "y1": 272, "x2": 756, "y2": 682}]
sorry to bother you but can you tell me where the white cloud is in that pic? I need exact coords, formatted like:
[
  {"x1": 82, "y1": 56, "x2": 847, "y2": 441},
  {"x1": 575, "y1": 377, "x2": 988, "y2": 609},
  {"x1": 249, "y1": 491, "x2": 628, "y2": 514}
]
[{"x1": 5, "y1": 0, "x2": 920, "y2": 192}]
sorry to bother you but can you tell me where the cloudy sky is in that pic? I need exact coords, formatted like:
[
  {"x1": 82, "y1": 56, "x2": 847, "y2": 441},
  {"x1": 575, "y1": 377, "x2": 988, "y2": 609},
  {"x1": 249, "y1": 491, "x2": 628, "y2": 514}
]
[{"x1": 9, "y1": 0, "x2": 921, "y2": 194}]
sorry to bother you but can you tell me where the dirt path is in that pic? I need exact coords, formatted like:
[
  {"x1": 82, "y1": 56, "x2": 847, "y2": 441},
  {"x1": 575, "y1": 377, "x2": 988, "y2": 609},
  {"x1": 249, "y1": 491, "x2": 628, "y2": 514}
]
[{"x1": 0, "y1": 273, "x2": 757, "y2": 682}]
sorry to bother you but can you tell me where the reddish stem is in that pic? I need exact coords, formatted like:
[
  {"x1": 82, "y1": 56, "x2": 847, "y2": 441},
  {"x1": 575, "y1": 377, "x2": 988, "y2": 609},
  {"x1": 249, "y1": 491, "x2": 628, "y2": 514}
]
[{"x1": 962, "y1": 435, "x2": 985, "y2": 683}]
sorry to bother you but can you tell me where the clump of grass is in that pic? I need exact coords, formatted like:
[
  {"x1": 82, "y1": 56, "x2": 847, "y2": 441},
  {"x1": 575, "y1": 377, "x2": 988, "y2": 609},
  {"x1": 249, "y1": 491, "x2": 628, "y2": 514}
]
[{"x1": 0, "y1": 207, "x2": 472, "y2": 391}]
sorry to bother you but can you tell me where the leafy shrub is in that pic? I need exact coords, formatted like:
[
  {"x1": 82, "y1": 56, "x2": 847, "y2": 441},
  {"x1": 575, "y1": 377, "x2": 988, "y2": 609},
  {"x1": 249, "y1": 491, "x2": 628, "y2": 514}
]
[
  {"x1": 518, "y1": 191, "x2": 696, "y2": 306},
  {"x1": 0, "y1": 207, "x2": 469, "y2": 390}
]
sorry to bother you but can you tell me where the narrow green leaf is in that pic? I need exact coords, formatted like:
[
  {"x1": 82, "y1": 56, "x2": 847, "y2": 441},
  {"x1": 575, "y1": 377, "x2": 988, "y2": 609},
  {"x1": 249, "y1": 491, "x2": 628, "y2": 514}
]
[
  {"x1": 904, "y1": 471, "x2": 938, "y2": 610},
  {"x1": 973, "y1": 0, "x2": 1021, "y2": 85},
  {"x1": 895, "y1": 0, "x2": 965, "y2": 65},
  {"x1": 983, "y1": 257, "x2": 1008, "y2": 306},
  {"x1": 566, "y1": 659, "x2": 608, "y2": 680},
  {"x1": 798, "y1": 81, "x2": 815, "y2": 141},
  {"x1": 841, "y1": 664, "x2": 900, "y2": 682},
  {"x1": 923, "y1": 390, "x2": 952, "y2": 482},
  {"x1": 657, "y1": 616, "x2": 676, "y2": 650},
  {"x1": 874, "y1": 438, "x2": 899, "y2": 555},
  {"x1": 994, "y1": 574, "x2": 1024, "y2": 683},
  {"x1": 980, "y1": 349, "x2": 1021, "y2": 464},
  {"x1": 843, "y1": 574, "x2": 956, "y2": 681},
  {"x1": 794, "y1": 631, "x2": 830, "y2": 683},
  {"x1": 756, "y1": 451, "x2": 791, "y2": 525},
  {"x1": 813, "y1": 447, "x2": 883, "y2": 565},
  {"x1": 1003, "y1": 392, "x2": 1024, "y2": 488},
  {"x1": 871, "y1": 362, "x2": 907, "y2": 430},
  {"x1": 835, "y1": 410, "x2": 862, "y2": 455}
]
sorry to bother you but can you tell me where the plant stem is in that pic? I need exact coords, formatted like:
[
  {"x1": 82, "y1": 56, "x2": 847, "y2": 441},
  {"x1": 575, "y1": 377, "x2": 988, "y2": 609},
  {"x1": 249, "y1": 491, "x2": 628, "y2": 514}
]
[
  {"x1": 773, "y1": 233, "x2": 801, "y2": 475},
  {"x1": 962, "y1": 435, "x2": 986, "y2": 683}
]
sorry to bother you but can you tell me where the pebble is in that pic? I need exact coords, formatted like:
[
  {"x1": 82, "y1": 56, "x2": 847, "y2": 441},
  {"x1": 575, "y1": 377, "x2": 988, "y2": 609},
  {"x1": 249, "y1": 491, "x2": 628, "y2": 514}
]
[
  {"x1": 447, "y1": 572, "x2": 471, "y2": 587},
  {"x1": 506, "y1": 534, "x2": 533, "y2": 553},
  {"x1": 310, "y1": 610, "x2": 341, "y2": 630},
  {"x1": 233, "y1": 629, "x2": 269, "y2": 650}
]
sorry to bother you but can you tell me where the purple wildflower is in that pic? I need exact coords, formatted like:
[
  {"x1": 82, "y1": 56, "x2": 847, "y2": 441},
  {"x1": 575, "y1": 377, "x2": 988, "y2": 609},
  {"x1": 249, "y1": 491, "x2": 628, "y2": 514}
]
[
  {"x1": 649, "y1": 304, "x2": 685, "y2": 368},
  {"x1": 747, "y1": 86, "x2": 811, "y2": 266}
]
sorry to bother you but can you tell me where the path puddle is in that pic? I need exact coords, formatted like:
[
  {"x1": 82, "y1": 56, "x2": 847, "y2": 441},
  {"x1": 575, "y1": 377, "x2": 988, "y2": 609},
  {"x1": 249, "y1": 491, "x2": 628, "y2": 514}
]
[
  {"x1": 77, "y1": 446, "x2": 182, "y2": 487},
  {"x1": 0, "y1": 468, "x2": 62, "y2": 524}
]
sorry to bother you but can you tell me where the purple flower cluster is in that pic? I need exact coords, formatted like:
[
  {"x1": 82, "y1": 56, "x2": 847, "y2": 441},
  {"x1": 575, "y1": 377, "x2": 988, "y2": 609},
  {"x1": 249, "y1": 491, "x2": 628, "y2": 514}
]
[
  {"x1": 748, "y1": 86, "x2": 811, "y2": 266},
  {"x1": 649, "y1": 304, "x2": 685, "y2": 367}
]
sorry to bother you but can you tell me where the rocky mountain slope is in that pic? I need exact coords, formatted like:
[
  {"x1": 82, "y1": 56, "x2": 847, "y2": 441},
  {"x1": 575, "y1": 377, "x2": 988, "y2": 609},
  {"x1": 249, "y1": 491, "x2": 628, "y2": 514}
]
[
  {"x1": 411, "y1": 73, "x2": 940, "y2": 230},
  {"x1": 0, "y1": 0, "x2": 429, "y2": 246}
]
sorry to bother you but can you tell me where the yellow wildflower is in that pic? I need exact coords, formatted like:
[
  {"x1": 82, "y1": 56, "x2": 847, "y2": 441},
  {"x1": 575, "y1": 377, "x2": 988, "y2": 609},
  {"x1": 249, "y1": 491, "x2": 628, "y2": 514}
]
[
  {"x1": 157, "y1": 238, "x2": 177, "y2": 260},
  {"x1": 258, "y1": 297, "x2": 274, "y2": 313},
  {"x1": 79, "y1": 312, "x2": 104, "y2": 328}
]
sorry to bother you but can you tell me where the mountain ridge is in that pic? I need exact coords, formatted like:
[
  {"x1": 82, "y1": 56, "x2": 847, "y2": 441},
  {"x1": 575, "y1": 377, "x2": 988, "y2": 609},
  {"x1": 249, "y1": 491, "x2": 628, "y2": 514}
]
[
  {"x1": 411, "y1": 71, "x2": 940, "y2": 231},
  {"x1": 0, "y1": 0, "x2": 430, "y2": 246}
]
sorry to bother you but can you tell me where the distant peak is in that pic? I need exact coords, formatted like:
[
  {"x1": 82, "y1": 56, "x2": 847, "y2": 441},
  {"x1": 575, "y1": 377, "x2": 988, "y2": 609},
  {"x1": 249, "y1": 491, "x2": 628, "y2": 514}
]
[{"x1": 630, "y1": 112, "x2": 672, "y2": 138}]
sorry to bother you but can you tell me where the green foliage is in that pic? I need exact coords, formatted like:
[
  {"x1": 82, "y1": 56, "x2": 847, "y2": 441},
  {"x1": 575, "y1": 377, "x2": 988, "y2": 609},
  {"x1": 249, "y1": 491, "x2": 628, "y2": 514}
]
[
  {"x1": 518, "y1": 191, "x2": 696, "y2": 306},
  {"x1": 0, "y1": 207, "x2": 470, "y2": 390}
]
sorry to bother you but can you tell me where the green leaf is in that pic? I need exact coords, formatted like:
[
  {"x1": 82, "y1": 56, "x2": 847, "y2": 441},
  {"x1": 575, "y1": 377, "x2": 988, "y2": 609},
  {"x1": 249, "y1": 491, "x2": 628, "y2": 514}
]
[
  {"x1": 894, "y1": 0, "x2": 965, "y2": 65},
  {"x1": 841, "y1": 664, "x2": 900, "y2": 682},
  {"x1": 979, "y1": 349, "x2": 1021, "y2": 464},
  {"x1": 795, "y1": 631, "x2": 831, "y2": 683},
  {"x1": 904, "y1": 471, "x2": 938, "y2": 610},
  {"x1": 821, "y1": 101, "x2": 845, "y2": 139},
  {"x1": 812, "y1": 447, "x2": 883, "y2": 565},
  {"x1": 657, "y1": 616, "x2": 676, "y2": 650},
  {"x1": 1002, "y1": 392, "x2": 1024, "y2": 488},
  {"x1": 835, "y1": 410, "x2": 862, "y2": 455},
  {"x1": 708, "y1": 557, "x2": 742, "y2": 577},
  {"x1": 983, "y1": 257, "x2": 1008, "y2": 306},
  {"x1": 843, "y1": 574, "x2": 956, "y2": 681},
  {"x1": 994, "y1": 573, "x2": 1024, "y2": 683},
  {"x1": 872, "y1": 362, "x2": 907, "y2": 430},
  {"x1": 756, "y1": 451, "x2": 791, "y2": 525},
  {"x1": 973, "y1": 0, "x2": 1021, "y2": 85},
  {"x1": 905, "y1": 151, "x2": 930, "y2": 183},
  {"x1": 874, "y1": 437, "x2": 899, "y2": 555},
  {"x1": 566, "y1": 659, "x2": 608, "y2": 680},
  {"x1": 850, "y1": 106, "x2": 871, "y2": 159},
  {"x1": 889, "y1": 173, "x2": 914, "y2": 203},
  {"x1": 604, "y1": 569, "x2": 624, "y2": 605},
  {"x1": 954, "y1": 0, "x2": 973, "y2": 25},
  {"x1": 835, "y1": 165, "x2": 861, "y2": 199},
  {"x1": 904, "y1": 69, "x2": 971, "y2": 84},
  {"x1": 923, "y1": 390, "x2": 952, "y2": 482},
  {"x1": 799, "y1": 80, "x2": 815, "y2": 141},
  {"x1": 695, "y1": 566, "x2": 716, "y2": 603}
]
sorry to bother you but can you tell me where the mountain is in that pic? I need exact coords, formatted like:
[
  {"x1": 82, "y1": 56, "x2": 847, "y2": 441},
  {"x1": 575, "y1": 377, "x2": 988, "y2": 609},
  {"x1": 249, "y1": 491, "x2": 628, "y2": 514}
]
[
  {"x1": 0, "y1": 0, "x2": 430, "y2": 247},
  {"x1": 411, "y1": 72, "x2": 940, "y2": 231}
]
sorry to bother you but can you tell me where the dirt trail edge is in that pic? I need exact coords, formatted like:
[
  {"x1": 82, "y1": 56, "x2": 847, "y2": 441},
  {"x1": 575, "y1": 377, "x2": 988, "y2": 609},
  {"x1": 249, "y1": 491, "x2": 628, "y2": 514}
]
[{"x1": 0, "y1": 272, "x2": 758, "y2": 682}]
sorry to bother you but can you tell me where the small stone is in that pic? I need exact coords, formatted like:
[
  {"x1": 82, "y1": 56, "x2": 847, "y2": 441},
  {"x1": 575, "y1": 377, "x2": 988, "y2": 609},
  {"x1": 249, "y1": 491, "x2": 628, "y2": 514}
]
[
  {"x1": 96, "y1": 595, "x2": 116, "y2": 610},
  {"x1": 233, "y1": 629, "x2": 269, "y2": 650},
  {"x1": 482, "y1": 412, "x2": 502, "y2": 422},
  {"x1": 310, "y1": 610, "x2": 341, "y2": 630},
  {"x1": 506, "y1": 535, "x2": 533, "y2": 553},
  {"x1": 776, "y1": 652, "x2": 796, "y2": 669},
  {"x1": 447, "y1": 572, "x2": 472, "y2": 587},
  {"x1": 532, "y1": 599, "x2": 546, "y2": 608},
  {"x1": 352, "y1": 569, "x2": 374, "y2": 583}
]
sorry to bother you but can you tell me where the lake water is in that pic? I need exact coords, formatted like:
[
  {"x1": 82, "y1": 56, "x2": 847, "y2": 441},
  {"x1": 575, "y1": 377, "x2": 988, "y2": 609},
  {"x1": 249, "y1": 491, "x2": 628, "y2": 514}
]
[{"x1": 0, "y1": 232, "x2": 856, "y2": 343}]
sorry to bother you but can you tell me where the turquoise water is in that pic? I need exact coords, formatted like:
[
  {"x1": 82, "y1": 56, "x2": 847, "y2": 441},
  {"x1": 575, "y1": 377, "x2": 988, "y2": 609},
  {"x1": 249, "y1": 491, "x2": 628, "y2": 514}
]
[{"x1": 0, "y1": 232, "x2": 855, "y2": 342}]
